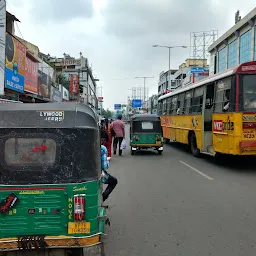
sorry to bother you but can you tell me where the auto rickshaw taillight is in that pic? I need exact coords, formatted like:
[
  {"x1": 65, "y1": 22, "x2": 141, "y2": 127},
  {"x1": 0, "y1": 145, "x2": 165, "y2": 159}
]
[
  {"x1": 135, "y1": 135, "x2": 139, "y2": 141},
  {"x1": 74, "y1": 194, "x2": 85, "y2": 221},
  {"x1": 156, "y1": 135, "x2": 160, "y2": 141}
]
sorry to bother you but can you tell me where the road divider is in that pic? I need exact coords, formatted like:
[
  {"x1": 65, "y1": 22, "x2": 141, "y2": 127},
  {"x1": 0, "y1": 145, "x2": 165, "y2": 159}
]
[{"x1": 179, "y1": 161, "x2": 215, "y2": 181}]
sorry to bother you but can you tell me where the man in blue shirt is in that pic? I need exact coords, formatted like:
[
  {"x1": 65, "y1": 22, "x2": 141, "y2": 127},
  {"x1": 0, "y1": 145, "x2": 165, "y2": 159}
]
[{"x1": 100, "y1": 129, "x2": 118, "y2": 202}]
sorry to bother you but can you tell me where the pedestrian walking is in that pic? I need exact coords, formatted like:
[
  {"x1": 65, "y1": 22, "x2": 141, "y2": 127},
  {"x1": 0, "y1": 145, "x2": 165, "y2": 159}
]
[{"x1": 112, "y1": 114, "x2": 125, "y2": 156}]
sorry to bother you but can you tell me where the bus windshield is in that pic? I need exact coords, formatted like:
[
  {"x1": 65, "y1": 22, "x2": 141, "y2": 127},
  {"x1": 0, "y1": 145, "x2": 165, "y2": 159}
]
[{"x1": 242, "y1": 74, "x2": 256, "y2": 110}]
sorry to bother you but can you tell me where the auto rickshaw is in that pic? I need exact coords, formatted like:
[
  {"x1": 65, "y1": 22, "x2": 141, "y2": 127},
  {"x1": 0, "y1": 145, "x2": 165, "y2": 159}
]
[
  {"x1": 0, "y1": 103, "x2": 106, "y2": 256},
  {"x1": 130, "y1": 114, "x2": 163, "y2": 155}
]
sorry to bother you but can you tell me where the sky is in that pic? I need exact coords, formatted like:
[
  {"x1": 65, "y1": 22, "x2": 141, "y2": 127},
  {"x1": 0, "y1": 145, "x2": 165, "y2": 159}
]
[{"x1": 6, "y1": 0, "x2": 256, "y2": 110}]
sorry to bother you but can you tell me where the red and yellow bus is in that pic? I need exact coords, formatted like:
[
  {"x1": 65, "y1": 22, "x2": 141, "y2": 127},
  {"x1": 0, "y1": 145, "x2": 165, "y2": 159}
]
[{"x1": 158, "y1": 61, "x2": 256, "y2": 157}]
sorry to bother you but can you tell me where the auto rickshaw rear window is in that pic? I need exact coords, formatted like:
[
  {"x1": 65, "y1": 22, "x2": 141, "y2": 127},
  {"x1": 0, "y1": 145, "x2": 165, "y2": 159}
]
[
  {"x1": 141, "y1": 122, "x2": 154, "y2": 130},
  {"x1": 5, "y1": 138, "x2": 56, "y2": 166}
]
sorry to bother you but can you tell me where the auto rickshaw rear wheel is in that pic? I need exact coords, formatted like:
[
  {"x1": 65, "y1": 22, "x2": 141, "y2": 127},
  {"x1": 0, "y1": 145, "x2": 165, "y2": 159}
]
[
  {"x1": 131, "y1": 148, "x2": 135, "y2": 155},
  {"x1": 157, "y1": 150, "x2": 163, "y2": 155}
]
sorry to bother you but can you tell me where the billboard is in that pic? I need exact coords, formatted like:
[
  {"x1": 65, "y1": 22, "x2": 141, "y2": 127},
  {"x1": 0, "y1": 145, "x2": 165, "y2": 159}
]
[
  {"x1": 38, "y1": 59, "x2": 54, "y2": 100},
  {"x1": 114, "y1": 104, "x2": 121, "y2": 110},
  {"x1": 132, "y1": 99, "x2": 142, "y2": 108},
  {"x1": 69, "y1": 74, "x2": 79, "y2": 94},
  {"x1": 5, "y1": 33, "x2": 26, "y2": 93},
  {"x1": 190, "y1": 67, "x2": 205, "y2": 74},
  {"x1": 51, "y1": 87, "x2": 62, "y2": 102},
  {"x1": 25, "y1": 56, "x2": 38, "y2": 94},
  {"x1": 59, "y1": 85, "x2": 69, "y2": 102},
  {"x1": 0, "y1": 0, "x2": 6, "y2": 95}
]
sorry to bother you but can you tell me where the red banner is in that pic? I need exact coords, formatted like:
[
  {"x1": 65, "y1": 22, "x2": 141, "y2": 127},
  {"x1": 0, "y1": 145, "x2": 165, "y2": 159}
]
[
  {"x1": 25, "y1": 57, "x2": 38, "y2": 94},
  {"x1": 70, "y1": 74, "x2": 79, "y2": 94}
]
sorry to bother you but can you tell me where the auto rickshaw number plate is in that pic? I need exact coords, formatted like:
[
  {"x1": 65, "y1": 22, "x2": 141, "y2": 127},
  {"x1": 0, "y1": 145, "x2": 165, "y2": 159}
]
[{"x1": 68, "y1": 222, "x2": 91, "y2": 234}]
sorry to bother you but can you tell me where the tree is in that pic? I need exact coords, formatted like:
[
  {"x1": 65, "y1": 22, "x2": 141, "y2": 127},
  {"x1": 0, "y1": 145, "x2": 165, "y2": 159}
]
[
  {"x1": 56, "y1": 73, "x2": 69, "y2": 90},
  {"x1": 101, "y1": 109, "x2": 113, "y2": 119}
]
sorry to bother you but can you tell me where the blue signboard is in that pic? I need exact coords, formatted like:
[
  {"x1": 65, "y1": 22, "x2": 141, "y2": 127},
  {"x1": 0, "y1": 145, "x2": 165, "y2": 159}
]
[
  {"x1": 5, "y1": 67, "x2": 24, "y2": 93},
  {"x1": 132, "y1": 99, "x2": 142, "y2": 108},
  {"x1": 190, "y1": 67, "x2": 205, "y2": 74},
  {"x1": 114, "y1": 104, "x2": 121, "y2": 110}
]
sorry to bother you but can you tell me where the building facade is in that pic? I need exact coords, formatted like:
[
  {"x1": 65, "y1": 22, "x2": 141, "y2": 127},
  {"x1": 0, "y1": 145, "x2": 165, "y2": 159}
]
[
  {"x1": 158, "y1": 58, "x2": 209, "y2": 97},
  {"x1": 47, "y1": 54, "x2": 98, "y2": 110},
  {"x1": 208, "y1": 8, "x2": 256, "y2": 75}
]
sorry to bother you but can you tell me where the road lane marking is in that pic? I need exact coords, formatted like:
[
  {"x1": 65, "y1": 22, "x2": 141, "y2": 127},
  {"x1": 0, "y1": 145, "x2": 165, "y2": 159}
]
[{"x1": 179, "y1": 161, "x2": 215, "y2": 181}]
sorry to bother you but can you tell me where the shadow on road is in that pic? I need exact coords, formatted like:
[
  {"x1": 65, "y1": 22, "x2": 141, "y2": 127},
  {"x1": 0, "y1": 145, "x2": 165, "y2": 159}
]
[
  {"x1": 166, "y1": 142, "x2": 256, "y2": 173},
  {"x1": 133, "y1": 150, "x2": 159, "y2": 156}
]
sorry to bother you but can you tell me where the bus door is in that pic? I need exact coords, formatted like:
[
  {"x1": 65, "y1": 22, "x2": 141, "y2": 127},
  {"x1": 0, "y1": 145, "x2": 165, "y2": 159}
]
[{"x1": 202, "y1": 82, "x2": 215, "y2": 154}]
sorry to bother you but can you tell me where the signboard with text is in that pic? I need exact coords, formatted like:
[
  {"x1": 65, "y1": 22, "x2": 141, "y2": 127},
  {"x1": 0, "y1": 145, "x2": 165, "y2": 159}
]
[
  {"x1": 69, "y1": 74, "x2": 79, "y2": 94},
  {"x1": 114, "y1": 104, "x2": 121, "y2": 110},
  {"x1": 132, "y1": 99, "x2": 142, "y2": 108},
  {"x1": 5, "y1": 33, "x2": 26, "y2": 93},
  {"x1": 25, "y1": 56, "x2": 38, "y2": 94}
]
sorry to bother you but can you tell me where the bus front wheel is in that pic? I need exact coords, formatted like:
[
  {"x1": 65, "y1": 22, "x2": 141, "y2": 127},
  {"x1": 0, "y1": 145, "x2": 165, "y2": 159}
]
[{"x1": 189, "y1": 132, "x2": 200, "y2": 157}]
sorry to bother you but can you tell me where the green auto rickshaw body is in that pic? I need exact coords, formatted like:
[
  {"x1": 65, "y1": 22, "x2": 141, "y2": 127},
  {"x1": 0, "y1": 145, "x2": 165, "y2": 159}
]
[
  {"x1": 130, "y1": 114, "x2": 163, "y2": 154},
  {"x1": 0, "y1": 103, "x2": 106, "y2": 255}
]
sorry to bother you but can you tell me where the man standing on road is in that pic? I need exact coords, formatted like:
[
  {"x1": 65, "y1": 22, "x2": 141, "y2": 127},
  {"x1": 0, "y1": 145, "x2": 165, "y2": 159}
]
[{"x1": 112, "y1": 114, "x2": 125, "y2": 156}]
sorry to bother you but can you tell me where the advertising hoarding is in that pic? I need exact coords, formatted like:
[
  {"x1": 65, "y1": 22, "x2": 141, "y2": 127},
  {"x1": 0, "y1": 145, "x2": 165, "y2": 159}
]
[
  {"x1": 25, "y1": 56, "x2": 38, "y2": 94},
  {"x1": 38, "y1": 59, "x2": 54, "y2": 100},
  {"x1": 5, "y1": 33, "x2": 26, "y2": 93},
  {"x1": 114, "y1": 104, "x2": 121, "y2": 110},
  {"x1": 51, "y1": 87, "x2": 62, "y2": 102},
  {"x1": 0, "y1": 0, "x2": 6, "y2": 95},
  {"x1": 69, "y1": 74, "x2": 79, "y2": 94},
  {"x1": 59, "y1": 85, "x2": 69, "y2": 102},
  {"x1": 132, "y1": 99, "x2": 142, "y2": 108}
]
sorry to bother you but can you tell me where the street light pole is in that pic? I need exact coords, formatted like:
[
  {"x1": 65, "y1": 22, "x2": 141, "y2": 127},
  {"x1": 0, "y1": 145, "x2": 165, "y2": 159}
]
[{"x1": 153, "y1": 45, "x2": 187, "y2": 92}]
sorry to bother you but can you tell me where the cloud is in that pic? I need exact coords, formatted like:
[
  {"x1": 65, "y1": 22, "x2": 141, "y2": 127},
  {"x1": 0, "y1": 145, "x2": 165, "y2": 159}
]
[
  {"x1": 7, "y1": 0, "x2": 256, "y2": 109},
  {"x1": 28, "y1": 0, "x2": 93, "y2": 23}
]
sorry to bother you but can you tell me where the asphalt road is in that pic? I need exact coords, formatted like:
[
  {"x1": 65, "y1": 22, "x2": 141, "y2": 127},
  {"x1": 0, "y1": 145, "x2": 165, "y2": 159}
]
[{"x1": 103, "y1": 126, "x2": 256, "y2": 256}]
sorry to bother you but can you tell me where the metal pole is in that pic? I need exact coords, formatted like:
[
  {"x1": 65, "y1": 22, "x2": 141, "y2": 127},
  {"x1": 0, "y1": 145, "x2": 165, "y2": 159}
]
[
  {"x1": 143, "y1": 77, "x2": 146, "y2": 108},
  {"x1": 168, "y1": 47, "x2": 171, "y2": 90}
]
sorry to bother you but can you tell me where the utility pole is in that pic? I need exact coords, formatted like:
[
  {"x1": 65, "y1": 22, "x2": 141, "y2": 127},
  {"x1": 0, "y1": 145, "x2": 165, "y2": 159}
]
[{"x1": 134, "y1": 76, "x2": 154, "y2": 108}]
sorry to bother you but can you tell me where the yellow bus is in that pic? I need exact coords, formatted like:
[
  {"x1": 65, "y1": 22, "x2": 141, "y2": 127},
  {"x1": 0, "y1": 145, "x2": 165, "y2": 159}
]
[{"x1": 158, "y1": 61, "x2": 256, "y2": 157}]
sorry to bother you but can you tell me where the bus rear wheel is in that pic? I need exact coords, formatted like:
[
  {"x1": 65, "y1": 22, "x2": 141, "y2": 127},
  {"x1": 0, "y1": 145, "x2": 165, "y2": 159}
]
[{"x1": 189, "y1": 132, "x2": 200, "y2": 157}]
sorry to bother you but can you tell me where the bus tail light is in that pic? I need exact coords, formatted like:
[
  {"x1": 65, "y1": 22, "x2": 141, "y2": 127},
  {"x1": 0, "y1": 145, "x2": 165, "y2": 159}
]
[
  {"x1": 74, "y1": 194, "x2": 85, "y2": 221},
  {"x1": 243, "y1": 122, "x2": 256, "y2": 129}
]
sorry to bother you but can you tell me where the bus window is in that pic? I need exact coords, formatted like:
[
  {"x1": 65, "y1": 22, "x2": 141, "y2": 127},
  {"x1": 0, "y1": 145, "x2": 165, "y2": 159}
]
[
  {"x1": 163, "y1": 99, "x2": 167, "y2": 115},
  {"x1": 167, "y1": 97, "x2": 172, "y2": 114},
  {"x1": 184, "y1": 90, "x2": 193, "y2": 114},
  {"x1": 177, "y1": 93, "x2": 185, "y2": 115},
  {"x1": 158, "y1": 101, "x2": 163, "y2": 115},
  {"x1": 192, "y1": 87, "x2": 204, "y2": 114},
  {"x1": 242, "y1": 74, "x2": 256, "y2": 110},
  {"x1": 205, "y1": 83, "x2": 214, "y2": 109},
  {"x1": 214, "y1": 77, "x2": 231, "y2": 113},
  {"x1": 171, "y1": 97, "x2": 178, "y2": 114}
]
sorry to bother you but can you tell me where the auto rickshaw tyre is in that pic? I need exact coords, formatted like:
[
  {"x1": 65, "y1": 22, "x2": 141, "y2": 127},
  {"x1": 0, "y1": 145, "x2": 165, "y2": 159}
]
[
  {"x1": 158, "y1": 150, "x2": 163, "y2": 155},
  {"x1": 131, "y1": 148, "x2": 135, "y2": 155},
  {"x1": 189, "y1": 132, "x2": 200, "y2": 157}
]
